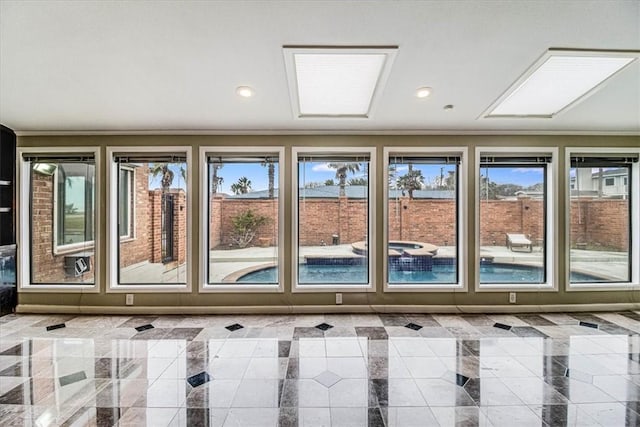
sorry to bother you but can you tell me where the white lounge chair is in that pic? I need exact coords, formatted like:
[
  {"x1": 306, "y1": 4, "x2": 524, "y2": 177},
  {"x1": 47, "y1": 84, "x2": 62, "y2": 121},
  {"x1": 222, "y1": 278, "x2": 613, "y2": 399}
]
[{"x1": 506, "y1": 233, "x2": 532, "y2": 252}]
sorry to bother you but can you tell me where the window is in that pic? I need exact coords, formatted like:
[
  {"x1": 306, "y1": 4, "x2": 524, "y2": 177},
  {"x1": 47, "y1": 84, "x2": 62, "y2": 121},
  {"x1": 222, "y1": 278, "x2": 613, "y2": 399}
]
[
  {"x1": 568, "y1": 151, "x2": 639, "y2": 287},
  {"x1": 384, "y1": 148, "x2": 466, "y2": 290},
  {"x1": 293, "y1": 147, "x2": 375, "y2": 291},
  {"x1": 107, "y1": 147, "x2": 192, "y2": 290},
  {"x1": 54, "y1": 163, "x2": 95, "y2": 249},
  {"x1": 202, "y1": 147, "x2": 284, "y2": 291},
  {"x1": 605, "y1": 177, "x2": 615, "y2": 186},
  {"x1": 476, "y1": 148, "x2": 556, "y2": 290},
  {"x1": 18, "y1": 147, "x2": 100, "y2": 290},
  {"x1": 118, "y1": 167, "x2": 134, "y2": 239}
]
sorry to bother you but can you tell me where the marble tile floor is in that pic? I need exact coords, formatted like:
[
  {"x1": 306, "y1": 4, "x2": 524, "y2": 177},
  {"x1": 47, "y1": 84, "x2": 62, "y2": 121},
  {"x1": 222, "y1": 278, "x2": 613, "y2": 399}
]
[{"x1": 2, "y1": 311, "x2": 640, "y2": 426}]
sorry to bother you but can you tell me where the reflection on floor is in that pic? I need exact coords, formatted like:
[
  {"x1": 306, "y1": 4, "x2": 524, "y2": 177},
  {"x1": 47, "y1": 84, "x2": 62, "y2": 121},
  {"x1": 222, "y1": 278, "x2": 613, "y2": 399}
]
[{"x1": 1, "y1": 311, "x2": 640, "y2": 426}]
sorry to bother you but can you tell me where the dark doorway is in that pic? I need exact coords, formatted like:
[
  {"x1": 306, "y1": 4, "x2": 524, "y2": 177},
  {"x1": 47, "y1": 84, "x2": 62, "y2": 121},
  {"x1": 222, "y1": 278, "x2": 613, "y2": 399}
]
[{"x1": 161, "y1": 193, "x2": 175, "y2": 263}]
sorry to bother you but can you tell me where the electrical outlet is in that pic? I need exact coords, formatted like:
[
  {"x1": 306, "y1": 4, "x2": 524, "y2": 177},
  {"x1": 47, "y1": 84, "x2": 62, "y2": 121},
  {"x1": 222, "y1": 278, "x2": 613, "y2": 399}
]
[
  {"x1": 126, "y1": 294, "x2": 134, "y2": 305},
  {"x1": 509, "y1": 292, "x2": 516, "y2": 304},
  {"x1": 336, "y1": 293, "x2": 342, "y2": 305}
]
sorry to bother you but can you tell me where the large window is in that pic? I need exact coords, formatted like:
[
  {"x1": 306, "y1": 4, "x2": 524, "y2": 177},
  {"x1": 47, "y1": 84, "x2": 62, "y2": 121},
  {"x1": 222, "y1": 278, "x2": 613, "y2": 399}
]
[
  {"x1": 293, "y1": 148, "x2": 375, "y2": 291},
  {"x1": 203, "y1": 148, "x2": 284, "y2": 290},
  {"x1": 18, "y1": 148, "x2": 100, "y2": 289},
  {"x1": 477, "y1": 149, "x2": 556, "y2": 290},
  {"x1": 107, "y1": 147, "x2": 191, "y2": 290},
  {"x1": 568, "y1": 152, "x2": 639, "y2": 287},
  {"x1": 385, "y1": 149, "x2": 466, "y2": 290}
]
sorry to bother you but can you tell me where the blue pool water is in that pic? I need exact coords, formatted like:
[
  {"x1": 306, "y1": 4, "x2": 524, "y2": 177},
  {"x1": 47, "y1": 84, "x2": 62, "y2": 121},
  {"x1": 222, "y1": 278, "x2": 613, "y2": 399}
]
[{"x1": 236, "y1": 263, "x2": 601, "y2": 284}]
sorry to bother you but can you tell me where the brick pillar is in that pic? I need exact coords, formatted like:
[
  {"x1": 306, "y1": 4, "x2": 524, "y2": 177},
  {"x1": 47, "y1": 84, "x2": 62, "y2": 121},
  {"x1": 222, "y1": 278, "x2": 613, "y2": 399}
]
[
  {"x1": 210, "y1": 195, "x2": 223, "y2": 249},
  {"x1": 149, "y1": 190, "x2": 162, "y2": 263},
  {"x1": 338, "y1": 196, "x2": 348, "y2": 244},
  {"x1": 174, "y1": 191, "x2": 186, "y2": 264},
  {"x1": 400, "y1": 196, "x2": 409, "y2": 241}
]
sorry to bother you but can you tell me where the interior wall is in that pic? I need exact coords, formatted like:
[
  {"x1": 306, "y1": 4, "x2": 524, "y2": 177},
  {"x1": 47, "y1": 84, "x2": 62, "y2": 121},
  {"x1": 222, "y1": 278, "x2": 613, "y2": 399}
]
[{"x1": 15, "y1": 134, "x2": 640, "y2": 311}]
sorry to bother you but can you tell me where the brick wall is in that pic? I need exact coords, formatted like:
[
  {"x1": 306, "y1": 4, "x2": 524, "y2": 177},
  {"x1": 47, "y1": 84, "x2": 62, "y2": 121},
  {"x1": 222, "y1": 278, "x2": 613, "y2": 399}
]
[
  {"x1": 388, "y1": 198, "x2": 456, "y2": 245},
  {"x1": 212, "y1": 198, "x2": 279, "y2": 248},
  {"x1": 119, "y1": 166, "x2": 151, "y2": 267},
  {"x1": 479, "y1": 198, "x2": 544, "y2": 246},
  {"x1": 570, "y1": 199, "x2": 629, "y2": 250}
]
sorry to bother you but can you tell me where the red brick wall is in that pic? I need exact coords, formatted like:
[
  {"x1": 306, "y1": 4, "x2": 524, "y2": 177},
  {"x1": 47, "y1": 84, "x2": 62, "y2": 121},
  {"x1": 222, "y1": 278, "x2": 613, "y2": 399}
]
[
  {"x1": 479, "y1": 199, "x2": 544, "y2": 246},
  {"x1": 119, "y1": 166, "x2": 151, "y2": 267},
  {"x1": 388, "y1": 198, "x2": 456, "y2": 245},
  {"x1": 30, "y1": 172, "x2": 94, "y2": 283},
  {"x1": 209, "y1": 196, "x2": 223, "y2": 248},
  {"x1": 212, "y1": 198, "x2": 279, "y2": 248},
  {"x1": 570, "y1": 199, "x2": 629, "y2": 250}
]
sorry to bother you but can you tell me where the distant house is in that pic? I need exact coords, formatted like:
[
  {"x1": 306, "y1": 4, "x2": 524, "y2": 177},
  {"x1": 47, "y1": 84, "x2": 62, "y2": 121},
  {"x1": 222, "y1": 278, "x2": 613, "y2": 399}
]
[{"x1": 570, "y1": 168, "x2": 629, "y2": 198}]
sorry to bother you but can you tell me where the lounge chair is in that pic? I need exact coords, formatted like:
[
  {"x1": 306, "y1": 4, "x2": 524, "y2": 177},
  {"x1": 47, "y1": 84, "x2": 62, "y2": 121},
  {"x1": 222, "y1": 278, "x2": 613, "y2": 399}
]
[{"x1": 506, "y1": 233, "x2": 532, "y2": 252}]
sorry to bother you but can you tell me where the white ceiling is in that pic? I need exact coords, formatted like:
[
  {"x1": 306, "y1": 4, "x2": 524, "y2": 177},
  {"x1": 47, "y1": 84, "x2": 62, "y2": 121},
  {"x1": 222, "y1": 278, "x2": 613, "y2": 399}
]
[{"x1": 1, "y1": 0, "x2": 639, "y2": 134}]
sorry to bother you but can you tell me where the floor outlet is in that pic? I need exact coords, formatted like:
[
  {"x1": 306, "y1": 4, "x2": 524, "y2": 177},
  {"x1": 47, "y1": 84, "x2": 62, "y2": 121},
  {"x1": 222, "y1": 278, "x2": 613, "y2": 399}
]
[
  {"x1": 336, "y1": 293, "x2": 342, "y2": 305},
  {"x1": 509, "y1": 292, "x2": 516, "y2": 304},
  {"x1": 126, "y1": 294, "x2": 134, "y2": 305}
]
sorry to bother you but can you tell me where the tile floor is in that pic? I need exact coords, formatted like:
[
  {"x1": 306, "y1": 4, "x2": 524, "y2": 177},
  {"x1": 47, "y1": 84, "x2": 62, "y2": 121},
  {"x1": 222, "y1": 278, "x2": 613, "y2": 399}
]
[{"x1": 1, "y1": 311, "x2": 640, "y2": 426}]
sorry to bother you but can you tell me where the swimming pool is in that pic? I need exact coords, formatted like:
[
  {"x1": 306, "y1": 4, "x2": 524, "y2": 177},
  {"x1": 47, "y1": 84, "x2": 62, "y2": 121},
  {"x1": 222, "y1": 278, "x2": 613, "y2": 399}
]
[{"x1": 236, "y1": 263, "x2": 601, "y2": 284}]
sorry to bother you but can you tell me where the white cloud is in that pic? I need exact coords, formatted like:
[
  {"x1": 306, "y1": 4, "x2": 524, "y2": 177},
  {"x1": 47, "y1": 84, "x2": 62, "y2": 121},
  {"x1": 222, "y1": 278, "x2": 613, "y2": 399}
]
[
  {"x1": 395, "y1": 166, "x2": 409, "y2": 172},
  {"x1": 311, "y1": 163, "x2": 334, "y2": 173},
  {"x1": 512, "y1": 168, "x2": 542, "y2": 173}
]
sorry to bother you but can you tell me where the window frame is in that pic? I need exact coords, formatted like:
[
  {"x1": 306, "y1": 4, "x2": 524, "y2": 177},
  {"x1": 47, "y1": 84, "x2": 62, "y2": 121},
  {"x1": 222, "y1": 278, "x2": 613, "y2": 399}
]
[
  {"x1": 474, "y1": 146, "x2": 558, "y2": 292},
  {"x1": 199, "y1": 146, "x2": 285, "y2": 293},
  {"x1": 17, "y1": 146, "x2": 101, "y2": 293},
  {"x1": 565, "y1": 147, "x2": 640, "y2": 291},
  {"x1": 383, "y1": 147, "x2": 468, "y2": 292},
  {"x1": 291, "y1": 146, "x2": 376, "y2": 293},
  {"x1": 51, "y1": 162, "x2": 96, "y2": 254},
  {"x1": 118, "y1": 166, "x2": 135, "y2": 240},
  {"x1": 106, "y1": 146, "x2": 192, "y2": 293}
]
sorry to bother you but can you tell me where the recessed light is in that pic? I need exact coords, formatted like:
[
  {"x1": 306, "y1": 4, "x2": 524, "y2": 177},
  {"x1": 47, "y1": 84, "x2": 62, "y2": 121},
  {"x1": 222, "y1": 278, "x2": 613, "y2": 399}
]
[
  {"x1": 283, "y1": 46, "x2": 398, "y2": 118},
  {"x1": 484, "y1": 49, "x2": 638, "y2": 118},
  {"x1": 416, "y1": 87, "x2": 432, "y2": 98},
  {"x1": 236, "y1": 86, "x2": 254, "y2": 98}
]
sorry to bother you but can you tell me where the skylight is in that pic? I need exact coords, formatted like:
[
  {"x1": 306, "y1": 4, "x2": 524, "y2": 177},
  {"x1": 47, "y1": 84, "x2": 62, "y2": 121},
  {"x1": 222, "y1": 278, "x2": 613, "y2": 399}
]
[
  {"x1": 283, "y1": 46, "x2": 397, "y2": 118},
  {"x1": 485, "y1": 49, "x2": 637, "y2": 118}
]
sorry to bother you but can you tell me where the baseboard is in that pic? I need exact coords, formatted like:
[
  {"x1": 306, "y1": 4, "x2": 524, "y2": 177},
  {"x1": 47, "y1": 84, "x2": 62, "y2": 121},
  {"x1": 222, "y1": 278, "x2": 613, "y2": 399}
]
[{"x1": 15, "y1": 303, "x2": 640, "y2": 315}]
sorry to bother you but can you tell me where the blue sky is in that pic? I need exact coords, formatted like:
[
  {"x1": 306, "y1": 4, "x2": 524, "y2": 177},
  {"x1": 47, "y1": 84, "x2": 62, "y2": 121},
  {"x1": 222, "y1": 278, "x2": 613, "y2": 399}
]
[{"x1": 480, "y1": 167, "x2": 543, "y2": 187}]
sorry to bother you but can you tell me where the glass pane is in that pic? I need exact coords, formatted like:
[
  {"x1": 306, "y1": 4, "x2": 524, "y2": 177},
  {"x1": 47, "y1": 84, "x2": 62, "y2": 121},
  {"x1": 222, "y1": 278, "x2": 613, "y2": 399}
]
[
  {"x1": 569, "y1": 165, "x2": 630, "y2": 283},
  {"x1": 387, "y1": 160, "x2": 457, "y2": 284},
  {"x1": 479, "y1": 164, "x2": 546, "y2": 284},
  {"x1": 118, "y1": 169, "x2": 131, "y2": 238},
  {"x1": 297, "y1": 157, "x2": 369, "y2": 285},
  {"x1": 118, "y1": 161, "x2": 188, "y2": 284},
  {"x1": 208, "y1": 159, "x2": 279, "y2": 284},
  {"x1": 31, "y1": 161, "x2": 95, "y2": 284}
]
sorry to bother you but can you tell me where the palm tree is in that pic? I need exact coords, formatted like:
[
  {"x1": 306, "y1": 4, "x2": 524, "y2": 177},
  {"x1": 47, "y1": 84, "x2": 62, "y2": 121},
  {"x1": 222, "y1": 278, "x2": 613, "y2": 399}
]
[
  {"x1": 150, "y1": 163, "x2": 186, "y2": 193},
  {"x1": 348, "y1": 177, "x2": 368, "y2": 186},
  {"x1": 397, "y1": 169, "x2": 424, "y2": 199},
  {"x1": 231, "y1": 176, "x2": 252, "y2": 195},
  {"x1": 388, "y1": 164, "x2": 398, "y2": 189},
  {"x1": 261, "y1": 160, "x2": 275, "y2": 199},
  {"x1": 328, "y1": 162, "x2": 360, "y2": 197},
  {"x1": 211, "y1": 162, "x2": 224, "y2": 194}
]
